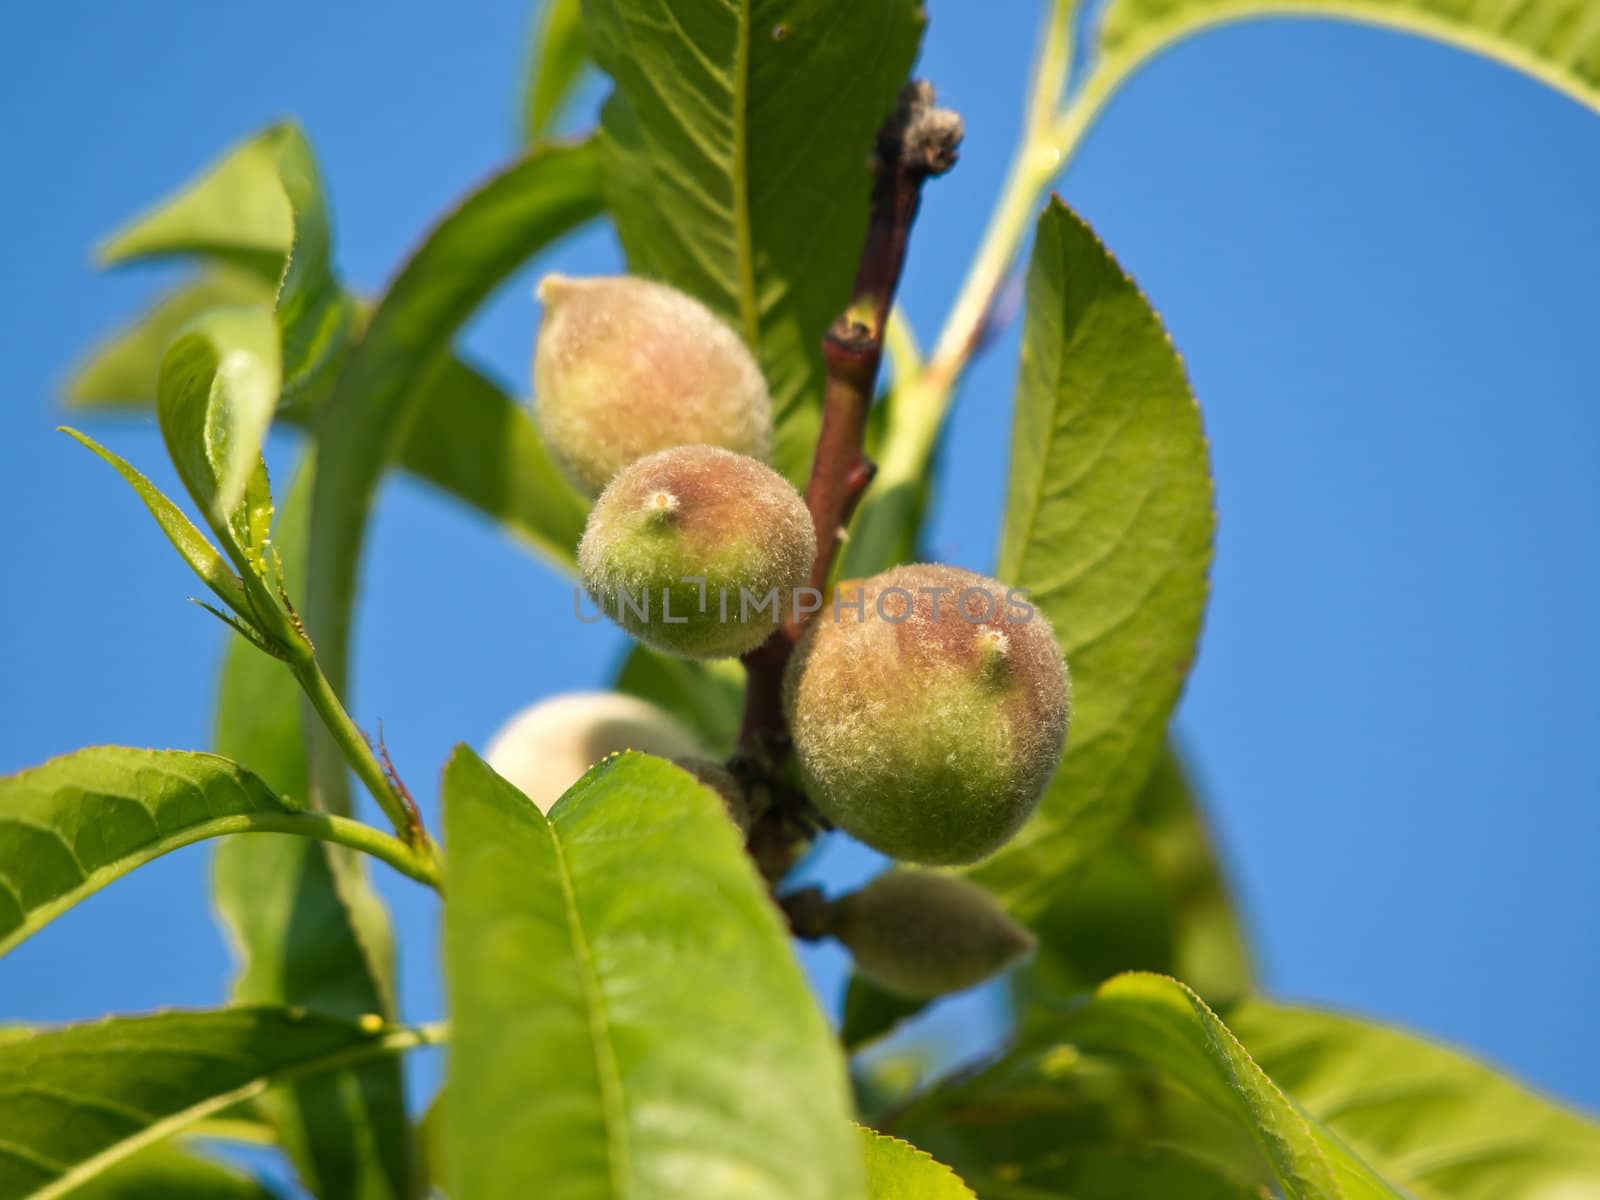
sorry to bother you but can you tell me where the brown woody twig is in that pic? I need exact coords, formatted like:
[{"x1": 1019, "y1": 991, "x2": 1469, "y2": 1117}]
[
  {"x1": 800, "y1": 80, "x2": 962, "y2": 618},
  {"x1": 735, "y1": 81, "x2": 962, "y2": 868}
]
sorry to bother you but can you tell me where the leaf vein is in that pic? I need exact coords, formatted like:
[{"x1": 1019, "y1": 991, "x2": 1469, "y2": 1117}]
[{"x1": 542, "y1": 820, "x2": 632, "y2": 1197}]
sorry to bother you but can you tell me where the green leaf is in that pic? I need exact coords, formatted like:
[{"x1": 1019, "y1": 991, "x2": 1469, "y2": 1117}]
[
  {"x1": 613, "y1": 644, "x2": 745, "y2": 754},
  {"x1": 1021, "y1": 745, "x2": 1252, "y2": 1009},
  {"x1": 969, "y1": 199, "x2": 1214, "y2": 917},
  {"x1": 0, "y1": 745, "x2": 430, "y2": 959},
  {"x1": 860, "y1": 1128, "x2": 974, "y2": 1199},
  {"x1": 581, "y1": 0, "x2": 925, "y2": 481},
  {"x1": 414, "y1": 1095, "x2": 446, "y2": 1198},
  {"x1": 1059, "y1": 973, "x2": 1399, "y2": 1199},
  {"x1": 966, "y1": 1147, "x2": 1268, "y2": 1200},
  {"x1": 75, "y1": 128, "x2": 585, "y2": 589},
  {"x1": 65, "y1": 286, "x2": 588, "y2": 574},
  {"x1": 60, "y1": 1145, "x2": 279, "y2": 1200},
  {"x1": 99, "y1": 136, "x2": 291, "y2": 279},
  {"x1": 213, "y1": 835, "x2": 413, "y2": 1200},
  {"x1": 208, "y1": 453, "x2": 313, "y2": 795},
  {"x1": 524, "y1": 0, "x2": 590, "y2": 139},
  {"x1": 915, "y1": 987, "x2": 1581, "y2": 1200},
  {"x1": 442, "y1": 748, "x2": 865, "y2": 1199},
  {"x1": 1096, "y1": 0, "x2": 1600, "y2": 117},
  {"x1": 129, "y1": 304, "x2": 302, "y2": 726},
  {"x1": 888, "y1": 1029, "x2": 1273, "y2": 1196},
  {"x1": 65, "y1": 270, "x2": 275, "y2": 411},
  {"x1": 59, "y1": 428, "x2": 250, "y2": 620},
  {"x1": 0, "y1": 1008, "x2": 434, "y2": 1200},
  {"x1": 156, "y1": 306, "x2": 281, "y2": 544},
  {"x1": 212, "y1": 461, "x2": 418, "y2": 1200},
  {"x1": 181, "y1": 1100, "x2": 280, "y2": 1148},
  {"x1": 305, "y1": 140, "x2": 603, "y2": 714},
  {"x1": 99, "y1": 122, "x2": 355, "y2": 403},
  {"x1": 1232, "y1": 1001, "x2": 1600, "y2": 1199},
  {"x1": 398, "y1": 355, "x2": 588, "y2": 572},
  {"x1": 0, "y1": 747, "x2": 285, "y2": 958}
]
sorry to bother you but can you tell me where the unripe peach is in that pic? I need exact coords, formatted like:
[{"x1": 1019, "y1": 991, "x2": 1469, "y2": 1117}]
[
  {"x1": 534, "y1": 274, "x2": 773, "y2": 496},
  {"x1": 483, "y1": 691, "x2": 704, "y2": 812},
  {"x1": 830, "y1": 869, "x2": 1037, "y2": 997},
  {"x1": 784, "y1": 564, "x2": 1069, "y2": 865},
  {"x1": 578, "y1": 445, "x2": 816, "y2": 659}
]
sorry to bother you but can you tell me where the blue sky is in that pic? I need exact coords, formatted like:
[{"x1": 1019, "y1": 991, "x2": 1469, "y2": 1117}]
[{"x1": 2, "y1": 0, "x2": 1596, "y2": 1129}]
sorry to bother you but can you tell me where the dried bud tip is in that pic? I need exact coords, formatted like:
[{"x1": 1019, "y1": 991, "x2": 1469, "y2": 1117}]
[
  {"x1": 895, "y1": 79, "x2": 937, "y2": 125},
  {"x1": 887, "y1": 80, "x2": 963, "y2": 176},
  {"x1": 905, "y1": 110, "x2": 963, "y2": 175},
  {"x1": 645, "y1": 489, "x2": 680, "y2": 516}
]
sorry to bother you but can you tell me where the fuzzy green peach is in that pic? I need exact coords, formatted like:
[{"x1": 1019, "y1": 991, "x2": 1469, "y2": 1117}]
[
  {"x1": 830, "y1": 869, "x2": 1037, "y2": 998},
  {"x1": 578, "y1": 445, "x2": 816, "y2": 658},
  {"x1": 784, "y1": 563, "x2": 1070, "y2": 865},
  {"x1": 533, "y1": 274, "x2": 773, "y2": 496}
]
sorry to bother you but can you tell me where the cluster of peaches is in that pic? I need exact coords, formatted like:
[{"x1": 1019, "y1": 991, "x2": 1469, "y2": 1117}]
[{"x1": 485, "y1": 275, "x2": 1072, "y2": 997}]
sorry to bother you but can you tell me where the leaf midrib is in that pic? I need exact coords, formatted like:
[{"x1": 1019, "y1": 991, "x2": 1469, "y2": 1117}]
[
  {"x1": 543, "y1": 820, "x2": 633, "y2": 1198},
  {"x1": 1102, "y1": 0, "x2": 1600, "y2": 118},
  {"x1": 730, "y1": 0, "x2": 759, "y2": 347},
  {"x1": 999, "y1": 258, "x2": 1074, "y2": 583},
  {"x1": 22, "y1": 1026, "x2": 432, "y2": 1200},
  {"x1": 0, "y1": 810, "x2": 425, "y2": 959}
]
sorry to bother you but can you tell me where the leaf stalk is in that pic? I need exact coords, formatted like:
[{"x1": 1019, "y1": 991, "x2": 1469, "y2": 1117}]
[{"x1": 288, "y1": 646, "x2": 440, "y2": 867}]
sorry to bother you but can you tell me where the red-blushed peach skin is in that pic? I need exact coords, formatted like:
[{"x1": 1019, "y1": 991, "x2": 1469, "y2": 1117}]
[
  {"x1": 534, "y1": 274, "x2": 773, "y2": 496},
  {"x1": 784, "y1": 564, "x2": 1070, "y2": 865},
  {"x1": 579, "y1": 445, "x2": 816, "y2": 659}
]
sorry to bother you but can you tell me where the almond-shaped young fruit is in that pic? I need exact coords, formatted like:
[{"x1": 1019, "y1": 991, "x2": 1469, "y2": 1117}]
[
  {"x1": 831, "y1": 869, "x2": 1037, "y2": 998},
  {"x1": 534, "y1": 274, "x2": 774, "y2": 496},
  {"x1": 579, "y1": 445, "x2": 816, "y2": 659},
  {"x1": 784, "y1": 563, "x2": 1069, "y2": 865}
]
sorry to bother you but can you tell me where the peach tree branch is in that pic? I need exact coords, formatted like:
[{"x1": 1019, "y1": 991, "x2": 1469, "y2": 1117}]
[{"x1": 736, "y1": 82, "x2": 962, "y2": 864}]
